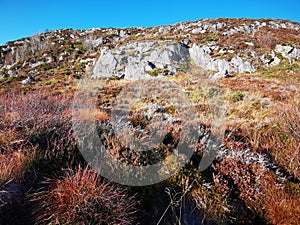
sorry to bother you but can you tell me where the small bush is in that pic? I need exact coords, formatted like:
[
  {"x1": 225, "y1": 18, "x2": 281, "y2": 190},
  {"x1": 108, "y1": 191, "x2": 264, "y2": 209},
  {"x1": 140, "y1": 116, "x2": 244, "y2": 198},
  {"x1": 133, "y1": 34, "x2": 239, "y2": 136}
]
[
  {"x1": 207, "y1": 86, "x2": 221, "y2": 98},
  {"x1": 204, "y1": 33, "x2": 219, "y2": 42},
  {"x1": 177, "y1": 62, "x2": 190, "y2": 73},
  {"x1": 128, "y1": 111, "x2": 149, "y2": 128}
]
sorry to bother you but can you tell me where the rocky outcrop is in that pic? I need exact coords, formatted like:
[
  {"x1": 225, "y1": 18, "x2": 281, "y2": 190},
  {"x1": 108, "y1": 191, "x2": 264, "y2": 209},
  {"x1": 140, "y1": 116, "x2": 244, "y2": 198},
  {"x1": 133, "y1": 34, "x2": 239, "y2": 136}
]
[
  {"x1": 92, "y1": 42, "x2": 190, "y2": 80},
  {"x1": 260, "y1": 51, "x2": 281, "y2": 66},
  {"x1": 259, "y1": 45, "x2": 300, "y2": 66},
  {"x1": 275, "y1": 45, "x2": 300, "y2": 61},
  {"x1": 189, "y1": 44, "x2": 255, "y2": 77},
  {"x1": 92, "y1": 42, "x2": 300, "y2": 80}
]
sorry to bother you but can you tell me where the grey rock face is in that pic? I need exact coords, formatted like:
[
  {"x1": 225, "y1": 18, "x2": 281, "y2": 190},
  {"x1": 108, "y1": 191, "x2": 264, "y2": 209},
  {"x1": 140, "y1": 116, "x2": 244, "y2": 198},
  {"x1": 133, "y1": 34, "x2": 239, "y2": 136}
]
[
  {"x1": 189, "y1": 44, "x2": 255, "y2": 77},
  {"x1": 83, "y1": 37, "x2": 103, "y2": 49},
  {"x1": 92, "y1": 42, "x2": 190, "y2": 80}
]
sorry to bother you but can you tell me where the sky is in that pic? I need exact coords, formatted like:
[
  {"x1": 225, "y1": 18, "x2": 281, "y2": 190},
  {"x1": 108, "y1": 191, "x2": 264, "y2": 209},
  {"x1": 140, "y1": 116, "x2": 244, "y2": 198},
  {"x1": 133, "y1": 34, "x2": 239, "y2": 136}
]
[{"x1": 1, "y1": 0, "x2": 300, "y2": 45}]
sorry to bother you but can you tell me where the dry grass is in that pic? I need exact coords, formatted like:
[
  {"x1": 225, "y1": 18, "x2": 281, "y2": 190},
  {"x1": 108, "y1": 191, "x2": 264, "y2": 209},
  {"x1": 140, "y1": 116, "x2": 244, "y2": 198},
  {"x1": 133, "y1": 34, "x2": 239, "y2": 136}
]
[
  {"x1": 268, "y1": 99, "x2": 300, "y2": 179},
  {"x1": 0, "y1": 151, "x2": 26, "y2": 184},
  {"x1": 263, "y1": 186, "x2": 300, "y2": 225},
  {"x1": 31, "y1": 166, "x2": 138, "y2": 225},
  {"x1": 75, "y1": 108, "x2": 110, "y2": 121},
  {"x1": 246, "y1": 98, "x2": 300, "y2": 179}
]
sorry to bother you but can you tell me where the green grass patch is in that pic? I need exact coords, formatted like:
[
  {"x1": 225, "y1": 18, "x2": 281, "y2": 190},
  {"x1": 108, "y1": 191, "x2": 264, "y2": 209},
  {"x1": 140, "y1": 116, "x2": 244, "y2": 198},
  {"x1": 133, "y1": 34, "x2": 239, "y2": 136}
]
[
  {"x1": 146, "y1": 68, "x2": 166, "y2": 77},
  {"x1": 231, "y1": 90, "x2": 244, "y2": 103}
]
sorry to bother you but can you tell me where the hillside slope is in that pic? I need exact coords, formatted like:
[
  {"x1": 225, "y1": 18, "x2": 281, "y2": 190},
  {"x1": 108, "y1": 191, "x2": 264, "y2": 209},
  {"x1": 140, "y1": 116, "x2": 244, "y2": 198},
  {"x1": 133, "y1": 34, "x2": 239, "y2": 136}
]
[
  {"x1": 1, "y1": 18, "x2": 300, "y2": 85},
  {"x1": 0, "y1": 18, "x2": 299, "y2": 225}
]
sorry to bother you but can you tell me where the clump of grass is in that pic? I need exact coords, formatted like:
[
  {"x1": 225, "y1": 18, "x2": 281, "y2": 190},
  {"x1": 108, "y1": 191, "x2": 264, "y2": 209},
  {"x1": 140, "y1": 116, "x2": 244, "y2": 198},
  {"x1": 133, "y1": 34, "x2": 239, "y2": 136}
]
[
  {"x1": 128, "y1": 110, "x2": 149, "y2": 128},
  {"x1": 263, "y1": 185, "x2": 300, "y2": 225},
  {"x1": 31, "y1": 167, "x2": 138, "y2": 225},
  {"x1": 0, "y1": 151, "x2": 26, "y2": 185},
  {"x1": 177, "y1": 62, "x2": 190, "y2": 73},
  {"x1": 75, "y1": 108, "x2": 110, "y2": 121}
]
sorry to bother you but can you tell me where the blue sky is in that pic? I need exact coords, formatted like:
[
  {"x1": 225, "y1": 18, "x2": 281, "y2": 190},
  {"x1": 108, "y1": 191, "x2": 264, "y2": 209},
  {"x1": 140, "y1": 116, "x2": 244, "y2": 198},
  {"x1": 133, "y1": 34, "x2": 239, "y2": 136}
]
[{"x1": 1, "y1": 0, "x2": 300, "y2": 45}]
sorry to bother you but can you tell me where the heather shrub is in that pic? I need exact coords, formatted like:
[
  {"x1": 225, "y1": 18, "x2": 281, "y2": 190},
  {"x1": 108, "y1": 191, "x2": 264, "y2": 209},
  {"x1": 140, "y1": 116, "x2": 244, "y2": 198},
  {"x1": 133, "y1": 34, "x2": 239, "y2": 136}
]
[
  {"x1": 270, "y1": 100, "x2": 300, "y2": 179},
  {"x1": 212, "y1": 147, "x2": 269, "y2": 223},
  {"x1": 0, "y1": 90, "x2": 81, "y2": 167},
  {"x1": 0, "y1": 90, "x2": 81, "y2": 224}
]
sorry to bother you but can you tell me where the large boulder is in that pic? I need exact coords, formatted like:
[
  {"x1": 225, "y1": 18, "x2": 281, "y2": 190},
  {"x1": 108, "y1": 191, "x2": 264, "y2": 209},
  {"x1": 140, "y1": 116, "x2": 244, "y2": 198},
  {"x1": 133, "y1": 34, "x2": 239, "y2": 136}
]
[{"x1": 92, "y1": 42, "x2": 190, "y2": 80}]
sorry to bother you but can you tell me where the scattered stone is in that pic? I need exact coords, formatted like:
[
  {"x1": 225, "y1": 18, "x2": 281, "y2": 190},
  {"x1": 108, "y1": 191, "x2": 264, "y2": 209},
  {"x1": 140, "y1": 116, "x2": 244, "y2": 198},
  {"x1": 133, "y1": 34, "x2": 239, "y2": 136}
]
[
  {"x1": 245, "y1": 42, "x2": 254, "y2": 46},
  {"x1": 102, "y1": 38, "x2": 110, "y2": 44},
  {"x1": 7, "y1": 70, "x2": 13, "y2": 76},
  {"x1": 158, "y1": 27, "x2": 168, "y2": 33},
  {"x1": 46, "y1": 56, "x2": 53, "y2": 63},
  {"x1": 119, "y1": 30, "x2": 126, "y2": 38},
  {"x1": 30, "y1": 61, "x2": 44, "y2": 68},
  {"x1": 83, "y1": 37, "x2": 103, "y2": 49},
  {"x1": 21, "y1": 76, "x2": 35, "y2": 84},
  {"x1": 0, "y1": 74, "x2": 8, "y2": 79}
]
